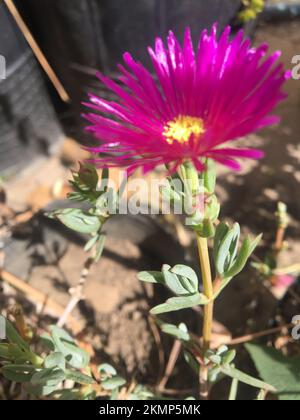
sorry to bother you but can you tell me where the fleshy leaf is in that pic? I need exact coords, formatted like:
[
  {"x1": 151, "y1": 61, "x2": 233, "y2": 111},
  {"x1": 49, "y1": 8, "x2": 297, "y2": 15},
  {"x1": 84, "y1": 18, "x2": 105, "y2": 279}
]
[
  {"x1": 224, "y1": 234, "x2": 262, "y2": 278},
  {"x1": 101, "y1": 376, "x2": 126, "y2": 390},
  {"x1": 150, "y1": 293, "x2": 208, "y2": 315},
  {"x1": 49, "y1": 208, "x2": 102, "y2": 234},
  {"x1": 160, "y1": 323, "x2": 190, "y2": 341},
  {"x1": 220, "y1": 365, "x2": 276, "y2": 392},
  {"x1": 31, "y1": 368, "x2": 65, "y2": 387},
  {"x1": 50, "y1": 326, "x2": 90, "y2": 369},
  {"x1": 44, "y1": 352, "x2": 65, "y2": 371},
  {"x1": 65, "y1": 369, "x2": 95, "y2": 385},
  {"x1": 137, "y1": 271, "x2": 164, "y2": 284}
]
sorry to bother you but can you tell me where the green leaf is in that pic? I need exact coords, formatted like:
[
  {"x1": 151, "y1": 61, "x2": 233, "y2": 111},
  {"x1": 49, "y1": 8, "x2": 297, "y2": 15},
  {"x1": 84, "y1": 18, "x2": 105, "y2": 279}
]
[
  {"x1": 31, "y1": 368, "x2": 65, "y2": 387},
  {"x1": 2, "y1": 316, "x2": 30, "y2": 353},
  {"x1": 161, "y1": 323, "x2": 190, "y2": 342},
  {"x1": 84, "y1": 234, "x2": 99, "y2": 252},
  {"x1": 51, "y1": 208, "x2": 101, "y2": 233},
  {"x1": 162, "y1": 264, "x2": 190, "y2": 296},
  {"x1": 184, "y1": 351, "x2": 200, "y2": 374},
  {"x1": 26, "y1": 382, "x2": 58, "y2": 397},
  {"x1": 137, "y1": 271, "x2": 164, "y2": 284},
  {"x1": 139, "y1": 265, "x2": 199, "y2": 299},
  {"x1": 160, "y1": 182, "x2": 182, "y2": 204},
  {"x1": 95, "y1": 233, "x2": 106, "y2": 262},
  {"x1": 246, "y1": 344, "x2": 300, "y2": 400},
  {"x1": 2, "y1": 364, "x2": 37, "y2": 382},
  {"x1": 65, "y1": 369, "x2": 95, "y2": 385},
  {"x1": 0, "y1": 343, "x2": 28, "y2": 363},
  {"x1": 150, "y1": 293, "x2": 208, "y2": 315},
  {"x1": 213, "y1": 223, "x2": 229, "y2": 263},
  {"x1": 225, "y1": 234, "x2": 262, "y2": 278},
  {"x1": 203, "y1": 159, "x2": 216, "y2": 194},
  {"x1": 215, "y1": 223, "x2": 240, "y2": 276},
  {"x1": 77, "y1": 163, "x2": 99, "y2": 191},
  {"x1": 1, "y1": 317, "x2": 43, "y2": 367},
  {"x1": 221, "y1": 349, "x2": 236, "y2": 365},
  {"x1": 98, "y1": 363, "x2": 117, "y2": 377},
  {"x1": 220, "y1": 365, "x2": 276, "y2": 392},
  {"x1": 102, "y1": 376, "x2": 126, "y2": 390},
  {"x1": 196, "y1": 218, "x2": 216, "y2": 239},
  {"x1": 68, "y1": 163, "x2": 100, "y2": 203},
  {"x1": 227, "y1": 224, "x2": 241, "y2": 268},
  {"x1": 40, "y1": 333, "x2": 55, "y2": 351},
  {"x1": 49, "y1": 208, "x2": 102, "y2": 234},
  {"x1": 0, "y1": 344, "x2": 12, "y2": 360},
  {"x1": 170, "y1": 265, "x2": 198, "y2": 294},
  {"x1": 50, "y1": 326, "x2": 90, "y2": 369},
  {"x1": 44, "y1": 352, "x2": 65, "y2": 371}
]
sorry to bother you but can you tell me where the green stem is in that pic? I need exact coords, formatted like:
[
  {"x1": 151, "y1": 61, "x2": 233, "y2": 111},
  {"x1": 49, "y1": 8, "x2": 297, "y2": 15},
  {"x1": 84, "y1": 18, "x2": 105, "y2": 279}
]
[
  {"x1": 229, "y1": 378, "x2": 239, "y2": 400},
  {"x1": 196, "y1": 234, "x2": 214, "y2": 352},
  {"x1": 27, "y1": 351, "x2": 44, "y2": 368},
  {"x1": 196, "y1": 233, "x2": 214, "y2": 400}
]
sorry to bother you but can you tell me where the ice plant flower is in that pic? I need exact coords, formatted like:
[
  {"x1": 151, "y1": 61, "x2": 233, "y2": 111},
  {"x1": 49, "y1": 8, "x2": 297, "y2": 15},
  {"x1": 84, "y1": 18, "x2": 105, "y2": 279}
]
[{"x1": 83, "y1": 24, "x2": 290, "y2": 173}]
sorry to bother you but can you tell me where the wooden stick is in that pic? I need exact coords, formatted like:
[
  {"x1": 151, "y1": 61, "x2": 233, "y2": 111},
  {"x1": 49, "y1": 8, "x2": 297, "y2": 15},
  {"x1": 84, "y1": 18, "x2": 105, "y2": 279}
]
[
  {"x1": 4, "y1": 0, "x2": 70, "y2": 103},
  {"x1": 221, "y1": 323, "x2": 294, "y2": 347},
  {"x1": 0, "y1": 269, "x2": 81, "y2": 333},
  {"x1": 57, "y1": 256, "x2": 94, "y2": 328},
  {"x1": 158, "y1": 340, "x2": 182, "y2": 391}
]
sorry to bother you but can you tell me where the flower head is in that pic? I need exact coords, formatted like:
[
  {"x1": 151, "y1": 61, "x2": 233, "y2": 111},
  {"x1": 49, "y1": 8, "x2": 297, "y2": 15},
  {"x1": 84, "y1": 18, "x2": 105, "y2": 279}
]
[{"x1": 83, "y1": 24, "x2": 290, "y2": 173}]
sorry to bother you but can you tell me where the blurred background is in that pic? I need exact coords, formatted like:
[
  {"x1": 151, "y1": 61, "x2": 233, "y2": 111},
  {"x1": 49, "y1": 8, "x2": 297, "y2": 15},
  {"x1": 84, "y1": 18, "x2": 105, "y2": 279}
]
[{"x1": 0, "y1": 0, "x2": 300, "y2": 400}]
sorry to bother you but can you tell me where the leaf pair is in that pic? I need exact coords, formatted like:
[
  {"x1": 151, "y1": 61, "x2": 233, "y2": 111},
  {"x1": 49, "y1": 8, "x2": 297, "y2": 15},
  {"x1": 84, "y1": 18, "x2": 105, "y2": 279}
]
[
  {"x1": 138, "y1": 264, "x2": 209, "y2": 314},
  {"x1": 98, "y1": 363, "x2": 126, "y2": 392},
  {"x1": 182, "y1": 343, "x2": 275, "y2": 394},
  {"x1": 213, "y1": 222, "x2": 262, "y2": 294},
  {"x1": 44, "y1": 326, "x2": 90, "y2": 370}
]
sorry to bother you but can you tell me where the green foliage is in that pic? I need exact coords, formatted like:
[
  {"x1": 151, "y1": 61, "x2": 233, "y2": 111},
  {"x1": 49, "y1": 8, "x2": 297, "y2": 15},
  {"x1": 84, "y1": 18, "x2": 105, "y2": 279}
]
[
  {"x1": 246, "y1": 344, "x2": 300, "y2": 400},
  {"x1": 98, "y1": 363, "x2": 126, "y2": 391},
  {"x1": 46, "y1": 163, "x2": 115, "y2": 263},
  {"x1": 213, "y1": 222, "x2": 262, "y2": 296},
  {"x1": 49, "y1": 208, "x2": 102, "y2": 234},
  {"x1": 138, "y1": 264, "x2": 209, "y2": 314},
  {"x1": 150, "y1": 294, "x2": 208, "y2": 315},
  {"x1": 202, "y1": 159, "x2": 216, "y2": 194},
  {"x1": 48, "y1": 326, "x2": 90, "y2": 369},
  {"x1": 162, "y1": 160, "x2": 220, "y2": 237},
  {"x1": 220, "y1": 365, "x2": 275, "y2": 393},
  {"x1": 181, "y1": 343, "x2": 274, "y2": 394},
  {"x1": 160, "y1": 323, "x2": 191, "y2": 342},
  {"x1": 0, "y1": 316, "x2": 43, "y2": 367},
  {"x1": 68, "y1": 163, "x2": 101, "y2": 204},
  {"x1": 0, "y1": 317, "x2": 96, "y2": 398}
]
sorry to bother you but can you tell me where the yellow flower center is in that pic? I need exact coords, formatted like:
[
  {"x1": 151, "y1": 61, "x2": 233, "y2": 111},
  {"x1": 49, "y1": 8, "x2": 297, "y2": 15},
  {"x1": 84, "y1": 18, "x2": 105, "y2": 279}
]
[{"x1": 163, "y1": 115, "x2": 205, "y2": 145}]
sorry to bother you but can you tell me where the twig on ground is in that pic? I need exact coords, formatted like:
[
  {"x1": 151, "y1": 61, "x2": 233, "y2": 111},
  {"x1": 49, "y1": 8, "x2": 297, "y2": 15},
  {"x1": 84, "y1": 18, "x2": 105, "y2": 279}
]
[
  {"x1": 57, "y1": 255, "x2": 95, "y2": 328},
  {"x1": 148, "y1": 315, "x2": 165, "y2": 384},
  {"x1": 0, "y1": 269, "x2": 81, "y2": 333},
  {"x1": 221, "y1": 322, "x2": 295, "y2": 347},
  {"x1": 158, "y1": 339, "x2": 182, "y2": 391}
]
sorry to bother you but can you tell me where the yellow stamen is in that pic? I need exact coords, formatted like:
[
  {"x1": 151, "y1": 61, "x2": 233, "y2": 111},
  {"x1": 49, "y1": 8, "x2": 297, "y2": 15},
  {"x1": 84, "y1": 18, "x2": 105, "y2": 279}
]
[{"x1": 163, "y1": 115, "x2": 205, "y2": 145}]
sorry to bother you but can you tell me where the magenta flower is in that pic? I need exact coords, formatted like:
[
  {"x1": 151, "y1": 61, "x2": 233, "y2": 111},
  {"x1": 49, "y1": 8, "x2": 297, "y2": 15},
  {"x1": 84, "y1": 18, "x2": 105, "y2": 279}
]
[{"x1": 83, "y1": 24, "x2": 290, "y2": 173}]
